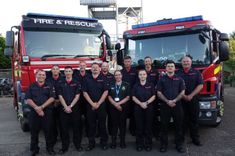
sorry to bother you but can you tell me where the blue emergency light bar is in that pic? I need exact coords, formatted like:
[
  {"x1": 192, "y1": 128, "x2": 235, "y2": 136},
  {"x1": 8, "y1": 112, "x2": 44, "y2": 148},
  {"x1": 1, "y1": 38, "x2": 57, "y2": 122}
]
[
  {"x1": 132, "y1": 15, "x2": 203, "y2": 29},
  {"x1": 26, "y1": 13, "x2": 98, "y2": 22}
]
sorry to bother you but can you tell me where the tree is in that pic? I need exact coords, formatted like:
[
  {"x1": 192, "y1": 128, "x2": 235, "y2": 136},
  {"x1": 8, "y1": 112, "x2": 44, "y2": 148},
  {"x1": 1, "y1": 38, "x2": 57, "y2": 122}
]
[
  {"x1": 230, "y1": 31, "x2": 235, "y2": 40},
  {"x1": 0, "y1": 35, "x2": 11, "y2": 69},
  {"x1": 224, "y1": 32, "x2": 235, "y2": 73}
]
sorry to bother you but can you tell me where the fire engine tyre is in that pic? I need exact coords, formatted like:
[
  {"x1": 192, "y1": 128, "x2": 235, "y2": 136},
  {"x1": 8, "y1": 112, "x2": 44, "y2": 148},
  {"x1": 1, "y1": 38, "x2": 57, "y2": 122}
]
[{"x1": 19, "y1": 117, "x2": 30, "y2": 132}]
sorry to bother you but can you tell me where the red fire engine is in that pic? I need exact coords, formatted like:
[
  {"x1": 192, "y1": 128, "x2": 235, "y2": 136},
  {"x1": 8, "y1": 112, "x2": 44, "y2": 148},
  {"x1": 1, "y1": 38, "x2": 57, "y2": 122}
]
[
  {"x1": 116, "y1": 15, "x2": 229, "y2": 126},
  {"x1": 4, "y1": 13, "x2": 112, "y2": 131}
]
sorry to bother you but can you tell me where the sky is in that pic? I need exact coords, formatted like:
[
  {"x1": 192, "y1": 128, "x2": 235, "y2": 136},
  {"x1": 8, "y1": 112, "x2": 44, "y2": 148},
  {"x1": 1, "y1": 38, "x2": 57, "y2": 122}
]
[{"x1": 0, "y1": 0, "x2": 234, "y2": 37}]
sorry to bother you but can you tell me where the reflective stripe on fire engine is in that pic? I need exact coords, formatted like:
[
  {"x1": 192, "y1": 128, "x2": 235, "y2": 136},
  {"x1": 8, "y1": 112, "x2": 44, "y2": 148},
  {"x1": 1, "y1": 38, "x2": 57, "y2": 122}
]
[
  {"x1": 30, "y1": 60, "x2": 103, "y2": 65},
  {"x1": 14, "y1": 69, "x2": 21, "y2": 78},
  {"x1": 214, "y1": 65, "x2": 222, "y2": 75}
]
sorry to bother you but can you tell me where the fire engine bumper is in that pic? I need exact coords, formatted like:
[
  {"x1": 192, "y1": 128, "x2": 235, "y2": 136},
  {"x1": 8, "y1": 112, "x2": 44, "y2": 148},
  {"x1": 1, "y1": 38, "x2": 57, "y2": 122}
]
[
  {"x1": 198, "y1": 95, "x2": 223, "y2": 126},
  {"x1": 198, "y1": 109, "x2": 219, "y2": 125}
]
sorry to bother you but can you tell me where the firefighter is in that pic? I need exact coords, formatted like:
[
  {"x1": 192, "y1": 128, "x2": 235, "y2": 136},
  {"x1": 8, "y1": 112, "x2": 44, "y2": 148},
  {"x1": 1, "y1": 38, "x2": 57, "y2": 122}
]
[
  {"x1": 157, "y1": 60, "x2": 185, "y2": 153},
  {"x1": 121, "y1": 56, "x2": 137, "y2": 136},
  {"x1": 46, "y1": 65, "x2": 64, "y2": 146},
  {"x1": 83, "y1": 62, "x2": 109, "y2": 151},
  {"x1": 144, "y1": 56, "x2": 160, "y2": 139},
  {"x1": 108, "y1": 70, "x2": 130, "y2": 149},
  {"x1": 25, "y1": 69, "x2": 55, "y2": 156},
  {"x1": 74, "y1": 61, "x2": 90, "y2": 136},
  {"x1": 132, "y1": 69, "x2": 156, "y2": 151},
  {"x1": 57, "y1": 66, "x2": 82, "y2": 154},
  {"x1": 144, "y1": 56, "x2": 159, "y2": 86},
  {"x1": 101, "y1": 62, "x2": 115, "y2": 85},
  {"x1": 176, "y1": 56, "x2": 204, "y2": 146},
  {"x1": 101, "y1": 62, "x2": 115, "y2": 135}
]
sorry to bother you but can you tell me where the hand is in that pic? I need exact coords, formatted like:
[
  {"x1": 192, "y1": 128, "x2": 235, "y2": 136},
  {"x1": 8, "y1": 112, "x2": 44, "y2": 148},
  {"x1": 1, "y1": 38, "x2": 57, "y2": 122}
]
[
  {"x1": 116, "y1": 105, "x2": 122, "y2": 111},
  {"x1": 36, "y1": 106, "x2": 44, "y2": 117},
  {"x1": 187, "y1": 94, "x2": 193, "y2": 101},
  {"x1": 64, "y1": 105, "x2": 72, "y2": 113},
  {"x1": 96, "y1": 102, "x2": 101, "y2": 109},
  {"x1": 141, "y1": 102, "x2": 147, "y2": 109},
  {"x1": 167, "y1": 100, "x2": 176, "y2": 107},
  {"x1": 92, "y1": 102, "x2": 98, "y2": 110},
  {"x1": 34, "y1": 106, "x2": 43, "y2": 116},
  {"x1": 38, "y1": 110, "x2": 45, "y2": 117}
]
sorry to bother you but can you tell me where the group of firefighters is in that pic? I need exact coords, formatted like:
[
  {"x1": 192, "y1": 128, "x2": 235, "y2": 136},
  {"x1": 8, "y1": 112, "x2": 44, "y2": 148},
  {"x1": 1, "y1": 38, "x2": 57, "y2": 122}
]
[{"x1": 25, "y1": 55, "x2": 204, "y2": 156}]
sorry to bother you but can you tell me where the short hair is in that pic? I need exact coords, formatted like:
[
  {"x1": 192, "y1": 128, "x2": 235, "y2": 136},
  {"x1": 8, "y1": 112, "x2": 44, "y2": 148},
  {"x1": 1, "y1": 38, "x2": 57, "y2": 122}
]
[
  {"x1": 79, "y1": 61, "x2": 86, "y2": 65},
  {"x1": 181, "y1": 55, "x2": 193, "y2": 61},
  {"x1": 144, "y1": 56, "x2": 152, "y2": 60},
  {"x1": 36, "y1": 69, "x2": 46, "y2": 75},
  {"x1": 102, "y1": 61, "x2": 109, "y2": 66},
  {"x1": 114, "y1": 70, "x2": 122, "y2": 75},
  {"x1": 92, "y1": 62, "x2": 100, "y2": 66},
  {"x1": 64, "y1": 66, "x2": 73, "y2": 70},
  {"x1": 124, "y1": 56, "x2": 132, "y2": 60},
  {"x1": 165, "y1": 60, "x2": 175, "y2": 66},
  {"x1": 51, "y1": 65, "x2": 59, "y2": 68},
  {"x1": 138, "y1": 69, "x2": 147, "y2": 74}
]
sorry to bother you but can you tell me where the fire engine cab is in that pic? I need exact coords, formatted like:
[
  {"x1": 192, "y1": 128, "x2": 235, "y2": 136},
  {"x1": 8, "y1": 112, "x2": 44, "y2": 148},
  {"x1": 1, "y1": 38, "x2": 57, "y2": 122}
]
[
  {"x1": 116, "y1": 15, "x2": 229, "y2": 126},
  {"x1": 4, "y1": 13, "x2": 112, "y2": 131}
]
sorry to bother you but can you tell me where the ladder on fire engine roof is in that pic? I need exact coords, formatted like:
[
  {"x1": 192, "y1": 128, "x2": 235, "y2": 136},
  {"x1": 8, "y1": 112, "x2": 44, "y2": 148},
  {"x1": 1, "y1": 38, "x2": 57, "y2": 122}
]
[{"x1": 80, "y1": 0, "x2": 143, "y2": 42}]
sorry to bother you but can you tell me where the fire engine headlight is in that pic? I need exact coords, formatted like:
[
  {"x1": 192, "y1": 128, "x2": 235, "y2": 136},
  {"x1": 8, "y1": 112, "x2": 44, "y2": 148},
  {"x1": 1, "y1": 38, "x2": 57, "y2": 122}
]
[
  {"x1": 22, "y1": 55, "x2": 29, "y2": 63},
  {"x1": 199, "y1": 101, "x2": 211, "y2": 109},
  {"x1": 206, "y1": 112, "x2": 212, "y2": 117}
]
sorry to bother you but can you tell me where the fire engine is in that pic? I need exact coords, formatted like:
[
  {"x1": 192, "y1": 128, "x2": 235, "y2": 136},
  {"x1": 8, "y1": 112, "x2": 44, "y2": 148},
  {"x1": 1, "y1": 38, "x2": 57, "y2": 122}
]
[
  {"x1": 115, "y1": 15, "x2": 229, "y2": 126},
  {"x1": 4, "y1": 13, "x2": 112, "y2": 131}
]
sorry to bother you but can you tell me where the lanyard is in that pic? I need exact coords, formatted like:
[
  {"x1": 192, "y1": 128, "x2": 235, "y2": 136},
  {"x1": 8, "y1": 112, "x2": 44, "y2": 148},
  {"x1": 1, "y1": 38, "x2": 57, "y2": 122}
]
[{"x1": 115, "y1": 84, "x2": 121, "y2": 96}]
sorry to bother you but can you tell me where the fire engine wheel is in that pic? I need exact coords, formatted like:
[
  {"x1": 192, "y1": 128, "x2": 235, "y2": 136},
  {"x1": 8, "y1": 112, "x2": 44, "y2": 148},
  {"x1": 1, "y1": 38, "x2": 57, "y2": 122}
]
[{"x1": 19, "y1": 116, "x2": 30, "y2": 132}]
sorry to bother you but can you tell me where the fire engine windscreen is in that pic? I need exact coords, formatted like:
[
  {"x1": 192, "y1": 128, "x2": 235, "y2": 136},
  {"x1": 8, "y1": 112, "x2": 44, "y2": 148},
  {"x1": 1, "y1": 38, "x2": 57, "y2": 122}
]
[
  {"x1": 24, "y1": 31, "x2": 102, "y2": 58},
  {"x1": 127, "y1": 33, "x2": 211, "y2": 67}
]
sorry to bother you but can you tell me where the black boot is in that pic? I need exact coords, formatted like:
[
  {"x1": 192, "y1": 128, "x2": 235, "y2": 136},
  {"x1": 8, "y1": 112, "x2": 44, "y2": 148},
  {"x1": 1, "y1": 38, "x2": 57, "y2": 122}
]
[{"x1": 110, "y1": 136, "x2": 117, "y2": 149}]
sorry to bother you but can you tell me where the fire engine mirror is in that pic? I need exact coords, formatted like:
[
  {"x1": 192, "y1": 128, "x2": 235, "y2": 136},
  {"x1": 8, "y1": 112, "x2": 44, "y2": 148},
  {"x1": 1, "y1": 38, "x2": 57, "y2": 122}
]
[
  {"x1": 105, "y1": 36, "x2": 112, "y2": 50},
  {"x1": 115, "y1": 43, "x2": 121, "y2": 50},
  {"x1": 219, "y1": 33, "x2": 229, "y2": 41},
  {"x1": 107, "y1": 50, "x2": 113, "y2": 56},
  {"x1": 199, "y1": 34, "x2": 206, "y2": 44},
  {"x1": 219, "y1": 41, "x2": 229, "y2": 61},
  {"x1": 5, "y1": 31, "x2": 14, "y2": 47},
  {"x1": 4, "y1": 48, "x2": 13, "y2": 56},
  {"x1": 116, "y1": 49, "x2": 124, "y2": 65}
]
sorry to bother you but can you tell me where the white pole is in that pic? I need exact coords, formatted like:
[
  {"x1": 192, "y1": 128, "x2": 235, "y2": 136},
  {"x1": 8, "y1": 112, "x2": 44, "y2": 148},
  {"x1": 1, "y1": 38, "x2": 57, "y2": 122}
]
[
  {"x1": 116, "y1": 2, "x2": 119, "y2": 41},
  {"x1": 141, "y1": 0, "x2": 143, "y2": 23}
]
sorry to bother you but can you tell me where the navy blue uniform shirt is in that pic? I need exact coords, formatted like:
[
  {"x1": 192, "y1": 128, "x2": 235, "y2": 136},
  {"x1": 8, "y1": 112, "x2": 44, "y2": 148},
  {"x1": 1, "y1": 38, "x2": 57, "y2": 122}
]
[
  {"x1": 58, "y1": 79, "x2": 81, "y2": 105},
  {"x1": 157, "y1": 74, "x2": 185, "y2": 100},
  {"x1": 25, "y1": 82, "x2": 55, "y2": 108},
  {"x1": 46, "y1": 76, "x2": 64, "y2": 99},
  {"x1": 73, "y1": 70, "x2": 90, "y2": 84},
  {"x1": 176, "y1": 68, "x2": 203, "y2": 95},
  {"x1": 146, "y1": 69, "x2": 159, "y2": 86},
  {"x1": 132, "y1": 82, "x2": 155, "y2": 102},
  {"x1": 101, "y1": 72, "x2": 115, "y2": 88},
  {"x1": 109, "y1": 81, "x2": 130, "y2": 101},
  {"x1": 83, "y1": 74, "x2": 109, "y2": 102},
  {"x1": 121, "y1": 67, "x2": 137, "y2": 88}
]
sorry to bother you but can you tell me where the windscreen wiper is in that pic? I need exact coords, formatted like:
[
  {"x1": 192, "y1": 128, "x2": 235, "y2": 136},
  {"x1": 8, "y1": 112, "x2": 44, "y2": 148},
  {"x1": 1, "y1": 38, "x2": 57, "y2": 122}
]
[
  {"x1": 74, "y1": 55, "x2": 99, "y2": 58},
  {"x1": 41, "y1": 54, "x2": 74, "y2": 60}
]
